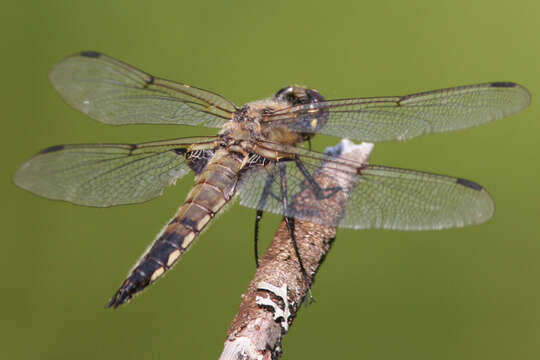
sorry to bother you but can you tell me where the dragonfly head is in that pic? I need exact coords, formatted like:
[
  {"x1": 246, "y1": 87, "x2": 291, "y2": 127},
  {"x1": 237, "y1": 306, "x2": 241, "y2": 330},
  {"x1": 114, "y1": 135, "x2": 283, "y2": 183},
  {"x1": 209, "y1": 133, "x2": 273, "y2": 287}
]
[{"x1": 274, "y1": 86, "x2": 328, "y2": 141}]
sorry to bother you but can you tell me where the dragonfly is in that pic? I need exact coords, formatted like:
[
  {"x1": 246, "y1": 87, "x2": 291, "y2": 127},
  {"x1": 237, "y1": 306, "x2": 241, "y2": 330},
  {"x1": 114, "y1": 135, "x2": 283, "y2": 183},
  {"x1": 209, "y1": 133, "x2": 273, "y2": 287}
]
[{"x1": 13, "y1": 51, "x2": 530, "y2": 308}]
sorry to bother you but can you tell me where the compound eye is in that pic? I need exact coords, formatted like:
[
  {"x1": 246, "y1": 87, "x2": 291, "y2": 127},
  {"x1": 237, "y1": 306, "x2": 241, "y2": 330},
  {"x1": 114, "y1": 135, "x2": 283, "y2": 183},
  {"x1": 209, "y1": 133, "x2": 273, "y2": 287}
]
[
  {"x1": 275, "y1": 86, "x2": 293, "y2": 98},
  {"x1": 305, "y1": 89, "x2": 326, "y2": 104},
  {"x1": 274, "y1": 86, "x2": 297, "y2": 104}
]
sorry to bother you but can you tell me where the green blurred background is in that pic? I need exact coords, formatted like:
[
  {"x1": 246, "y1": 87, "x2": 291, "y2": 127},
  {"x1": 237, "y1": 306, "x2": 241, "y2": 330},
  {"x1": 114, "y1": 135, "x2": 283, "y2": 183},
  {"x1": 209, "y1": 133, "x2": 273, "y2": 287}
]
[{"x1": 2, "y1": 0, "x2": 539, "y2": 359}]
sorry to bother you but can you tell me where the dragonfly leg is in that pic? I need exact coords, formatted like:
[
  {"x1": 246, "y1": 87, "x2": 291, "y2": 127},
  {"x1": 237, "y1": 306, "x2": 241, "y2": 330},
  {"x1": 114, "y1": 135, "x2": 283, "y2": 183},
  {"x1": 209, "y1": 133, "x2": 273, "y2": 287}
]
[
  {"x1": 294, "y1": 158, "x2": 341, "y2": 200},
  {"x1": 254, "y1": 210, "x2": 263, "y2": 268},
  {"x1": 278, "y1": 164, "x2": 314, "y2": 302},
  {"x1": 253, "y1": 170, "x2": 278, "y2": 268}
]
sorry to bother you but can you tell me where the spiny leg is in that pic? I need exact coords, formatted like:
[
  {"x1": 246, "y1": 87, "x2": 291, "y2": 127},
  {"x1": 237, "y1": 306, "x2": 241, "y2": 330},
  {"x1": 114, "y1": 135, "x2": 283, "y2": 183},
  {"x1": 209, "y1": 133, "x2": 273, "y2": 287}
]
[
  {"x1": 253, "y1": 171, "x2": 278, "y2": 268},
  {"x1": 293, "y1": 158, "x2": 342, "y2": 260},
  {"x1": 278, "y1": 164, "x2": 314, "y2": 302},
  {"x1": 254, "y1": 210, "x2": 263, "y2": 268},
  {"x1": 294, "y1": 158, "x2": 341, "y2": 200}
]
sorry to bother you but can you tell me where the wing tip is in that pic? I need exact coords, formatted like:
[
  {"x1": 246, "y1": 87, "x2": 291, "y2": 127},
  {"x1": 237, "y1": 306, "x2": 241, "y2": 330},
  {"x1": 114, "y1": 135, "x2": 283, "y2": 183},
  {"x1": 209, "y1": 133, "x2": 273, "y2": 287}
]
[
  {"x1": 490, "y1": 81, "x2": 532, "y2": 110},
  {"x1": 12, "y1": 165, "x2": 28, "y2": 190},
  {"x1": 455, "y1": 177, "x2": 496, "y2": 225},
  {"x1": 49, "y1": 50, "x2": 103, "y2": 88}
]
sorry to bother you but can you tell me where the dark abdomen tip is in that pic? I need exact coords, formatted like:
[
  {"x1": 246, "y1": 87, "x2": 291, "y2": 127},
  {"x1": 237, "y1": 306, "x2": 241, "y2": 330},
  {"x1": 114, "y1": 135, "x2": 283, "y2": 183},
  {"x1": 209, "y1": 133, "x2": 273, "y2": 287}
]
[
  {"x1": 106, "y1": 279, "x2": 138, "y2": 309},
  {"x1": 80, "y1": 51, "x2": 101, "y2": 58}
]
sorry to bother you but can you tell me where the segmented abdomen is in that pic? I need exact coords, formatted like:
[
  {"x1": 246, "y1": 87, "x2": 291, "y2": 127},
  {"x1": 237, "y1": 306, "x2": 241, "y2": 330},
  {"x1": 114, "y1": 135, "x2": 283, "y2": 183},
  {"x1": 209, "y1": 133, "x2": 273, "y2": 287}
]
[{"x1": 107, "y1": 150, "x2": 242, "y2": 308}]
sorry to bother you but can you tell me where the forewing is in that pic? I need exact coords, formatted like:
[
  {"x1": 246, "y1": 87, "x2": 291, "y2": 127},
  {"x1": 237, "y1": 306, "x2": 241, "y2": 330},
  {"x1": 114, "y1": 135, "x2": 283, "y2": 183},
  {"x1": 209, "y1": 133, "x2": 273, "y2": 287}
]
[
  {"x1": 14, "y1": 137, "x2": 217, "y2": 207},
  {"x1": 268, "y1": 82, "x2": 530, "y2": 142},
  {"x1": 238, "y1": 147, "x2": 494, "y2": 230},
  {"x1": 50, "y1": 51, "x2": 237, "y2": 127}
]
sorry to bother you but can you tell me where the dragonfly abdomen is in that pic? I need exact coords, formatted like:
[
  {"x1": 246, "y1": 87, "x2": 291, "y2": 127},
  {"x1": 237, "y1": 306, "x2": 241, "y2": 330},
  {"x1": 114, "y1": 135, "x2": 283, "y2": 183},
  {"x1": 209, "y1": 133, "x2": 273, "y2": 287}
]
[{"x1": 107, "y1": 150, "x2": 243, "y2": 308}]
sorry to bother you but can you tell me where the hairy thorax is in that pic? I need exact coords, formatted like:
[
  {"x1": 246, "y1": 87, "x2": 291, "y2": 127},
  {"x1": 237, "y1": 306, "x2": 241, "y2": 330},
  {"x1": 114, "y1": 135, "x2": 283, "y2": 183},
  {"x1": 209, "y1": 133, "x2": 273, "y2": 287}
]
[
  {"x1": 219, "y1": 98, "x2": 304, "y2": 147},
  {"x1": 217, "y1": 86, "x2": 327, "y2": 162}
]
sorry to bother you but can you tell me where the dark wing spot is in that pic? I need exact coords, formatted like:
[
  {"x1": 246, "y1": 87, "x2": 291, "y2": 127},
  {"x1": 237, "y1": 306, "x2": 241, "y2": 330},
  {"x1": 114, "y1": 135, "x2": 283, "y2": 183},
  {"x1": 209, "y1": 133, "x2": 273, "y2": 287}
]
[
  {"x1": 145, "y1": 75, "x2": 155, "y2": 85},
  {"x1": 456, "y1": 178, "x2": 483, "y2": 191},
  {"x1": 80, "y1": 51, "x2": 101, "y2": 58},
  {"x1": 490, "y1": 82, "x2": 516, "y2": 88},
  {"x1": 40, "y1": 145, "x2": 65, "y2": 154},
  {"x1": 173, "y1": 148, "x2": 187, "y2": 155}
]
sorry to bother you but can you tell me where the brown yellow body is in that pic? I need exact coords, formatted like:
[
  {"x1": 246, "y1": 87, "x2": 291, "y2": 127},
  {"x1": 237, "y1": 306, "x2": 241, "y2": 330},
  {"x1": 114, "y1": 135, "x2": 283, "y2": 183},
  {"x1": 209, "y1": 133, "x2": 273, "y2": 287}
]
[{"x1": 108, "y1": 149, "x2": 245, "y2": 306}]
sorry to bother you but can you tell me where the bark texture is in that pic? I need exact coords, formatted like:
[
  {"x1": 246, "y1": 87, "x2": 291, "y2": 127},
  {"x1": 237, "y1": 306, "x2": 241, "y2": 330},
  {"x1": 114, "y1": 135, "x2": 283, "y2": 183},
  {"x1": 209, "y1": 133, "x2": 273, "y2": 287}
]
[{"x1": 220, "y1": 140, "x2": 373, "y2": 360}]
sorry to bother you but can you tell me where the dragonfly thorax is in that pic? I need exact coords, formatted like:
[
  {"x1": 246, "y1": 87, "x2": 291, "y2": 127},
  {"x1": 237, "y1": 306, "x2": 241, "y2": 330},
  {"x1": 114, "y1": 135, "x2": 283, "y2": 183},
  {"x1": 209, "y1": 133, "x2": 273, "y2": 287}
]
[
  {"x1": 220, "y1": 86, "x2": 328, "y2": 146},
  {"x1": 220, "y1": 98, "x2": 299, "y2": 145}
]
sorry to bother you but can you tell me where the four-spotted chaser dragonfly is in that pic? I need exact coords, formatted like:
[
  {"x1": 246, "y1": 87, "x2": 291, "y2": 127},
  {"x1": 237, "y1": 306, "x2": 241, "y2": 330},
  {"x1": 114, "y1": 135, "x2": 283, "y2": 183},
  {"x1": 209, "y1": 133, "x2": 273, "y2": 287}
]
[{"x1": 13, "y1": 51, "x2": 530, "y2": 308}]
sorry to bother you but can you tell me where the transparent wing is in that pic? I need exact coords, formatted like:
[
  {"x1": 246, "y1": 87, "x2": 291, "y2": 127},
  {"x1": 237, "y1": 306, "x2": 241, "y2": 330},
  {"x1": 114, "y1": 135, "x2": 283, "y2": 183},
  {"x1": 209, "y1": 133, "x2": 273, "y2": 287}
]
[
  {"x1": 268, "y1": 82, "x2": 530, "y2": 142},
  {"x1": 50, "y1": 51, "x2": 237, "y2": 127},
  {"x1": 14, "y1": 137, "x2": 217, "y2": 207},
  {"x1": 238, "y1": 146, "x2": 494, "y2": 230}
]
